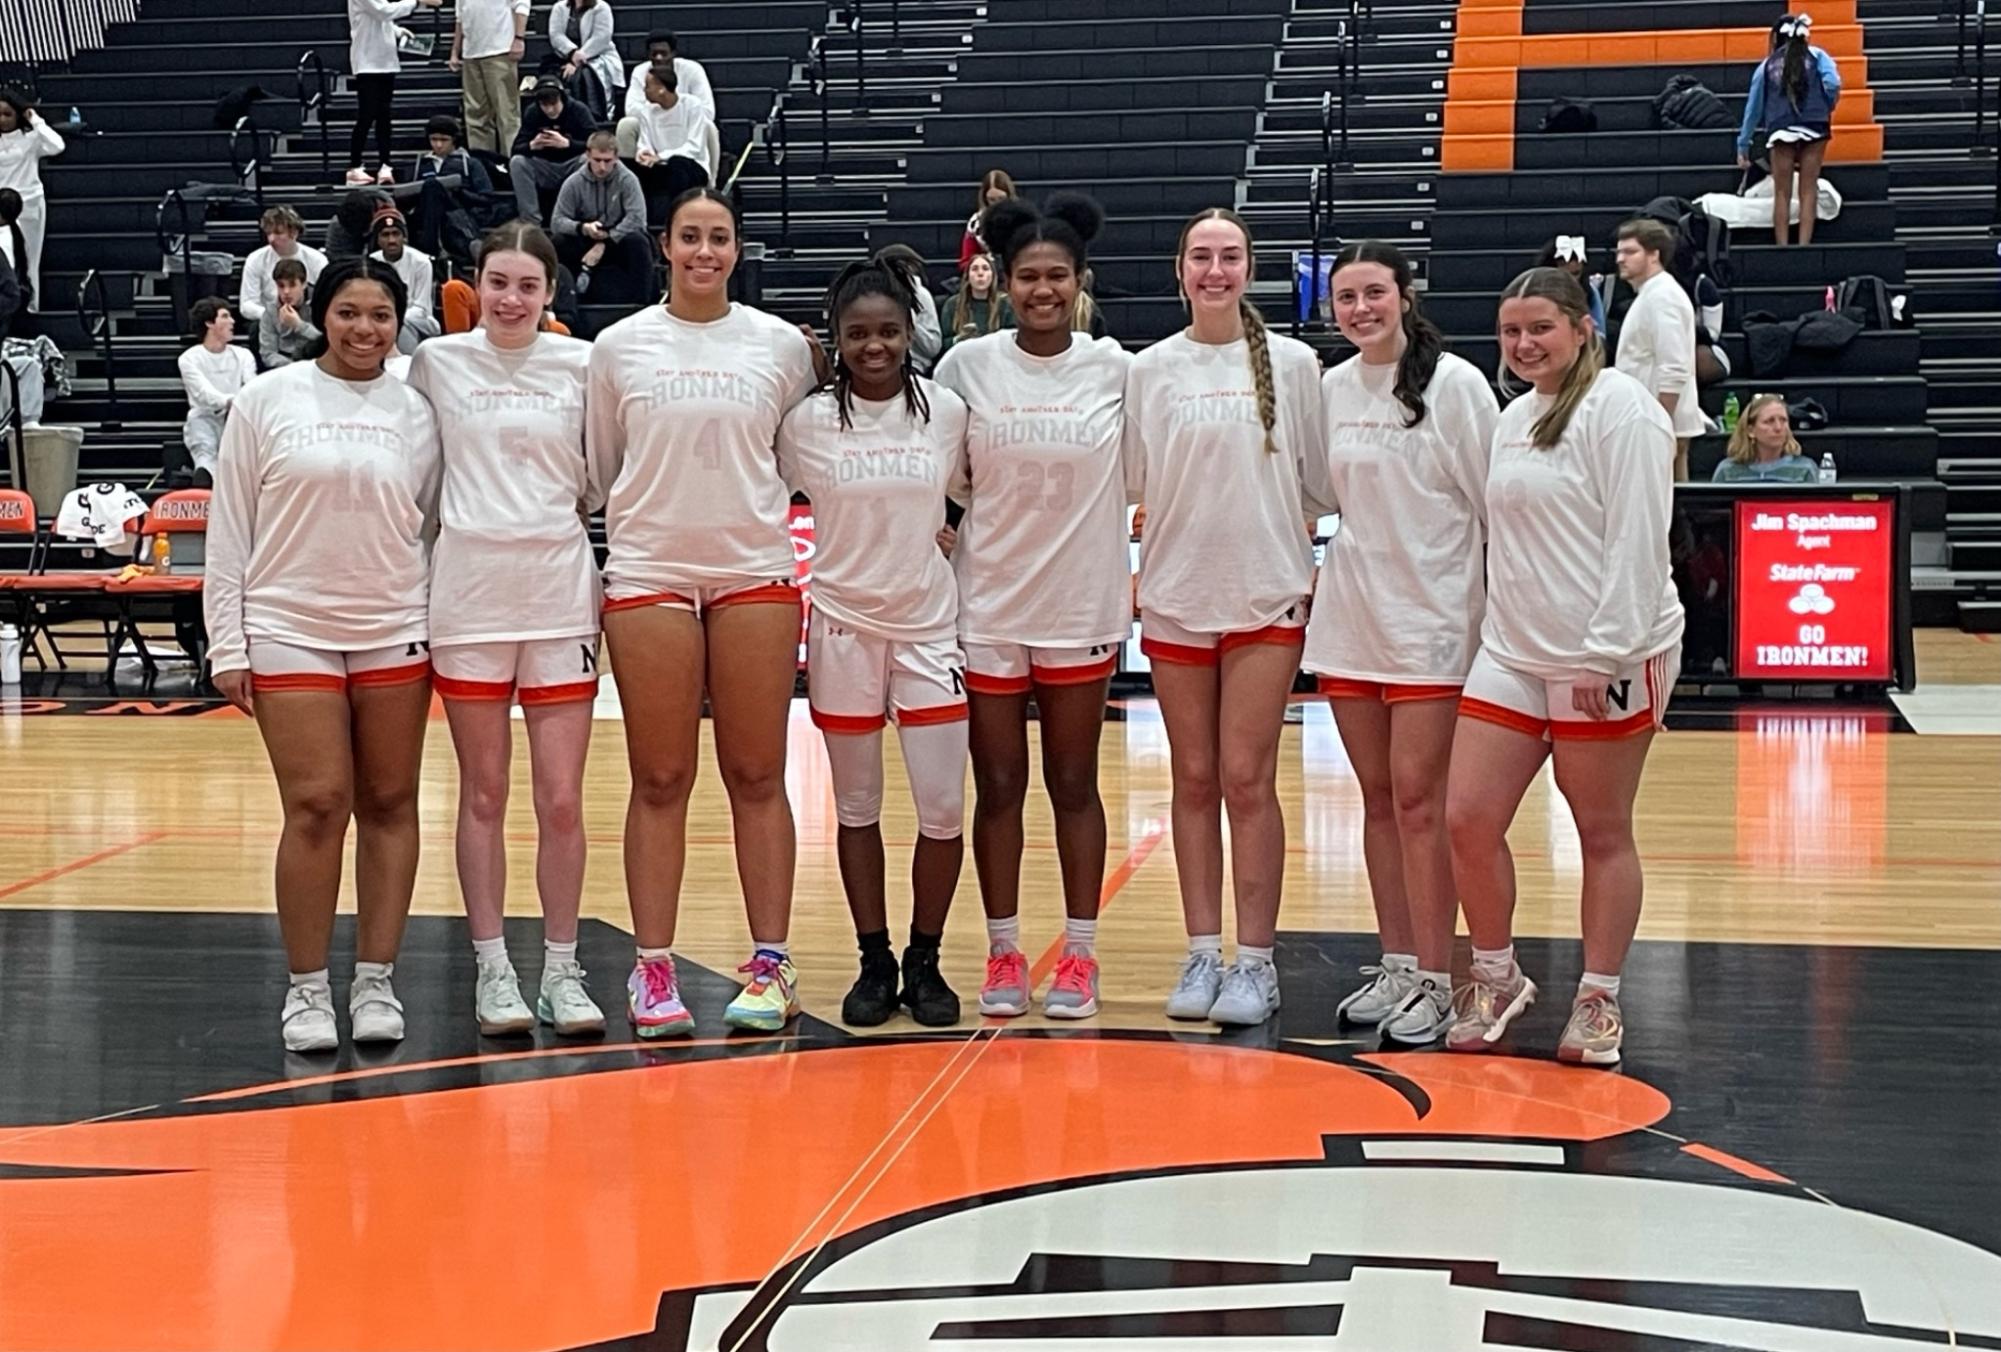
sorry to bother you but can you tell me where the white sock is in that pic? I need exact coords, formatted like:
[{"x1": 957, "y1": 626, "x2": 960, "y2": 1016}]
[
  {"x1": 986, "y1": 914, "x2": 1022, "y2": 952},
  {"x1": 752, "y1": 939, "x2": 790, "y2": 960},
  {"x1": 472, "y1": 935, "x2": 508, "y2": 966},
  {"x1": 636, "y1": 945, "x2": 672, "y2": 962},
  {"x1": 354, "y1": 960, "x2": 393, "y2": 983},
  {"x1": 289, "y1": 968, "x2": 330, "y2": 991},
  {"x1": 1471, "y1": 945, "x2": 1515, "y2": 984},
  {"x1": 1062, "y1": 917, "x2": 1097, "y2": 955},
  {"x1": 1580, "y1": 971, "x2": 1622, "y2": 998},
  {"x1": 544, "y1": 939, "x2": 578, "y2": 967},
  {"x1": 1238, "y1": 943, "x2": 1275, "y2": 968},
  {"x1": 1416, "y1": 968, "x2": 1451, "y2": 997},
  {"x1": 1383, "y1": 952, "x2": 1418, "y2": 972},
  {"x1": 1189, "y1": 933, "x2": 1223, "y2": 959}
]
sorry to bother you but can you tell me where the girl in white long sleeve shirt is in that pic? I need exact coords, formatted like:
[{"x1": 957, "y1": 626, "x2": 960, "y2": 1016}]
[
  {"x1": 584, "y1": 188, "x2": 821, "y2": 1041},
  {"x1": 1303, "y1": 242, "x2": 1499, "y2": 1048},
  {"x1": 405, "y1": 221, "x2": 605, "y2": 1040},
  {"x1": 1125, "y1": 208, "x2": 1332, "y2": 1031},
  {"x1": 202, "y1": 257, "x2": 441, "y2": 1056},
  {"x1": 1446, "y1": 265, "x2": 1685, "y2": 1071},
  {"x1": 347, "y1": 0, "x2": 442, "y2": 182},
  {"x1": 177, "y1": 299, "x2": 259, "y2": 480},
  {"x1": 0, "y1": 93, "x2": 63, "y2": 312}
]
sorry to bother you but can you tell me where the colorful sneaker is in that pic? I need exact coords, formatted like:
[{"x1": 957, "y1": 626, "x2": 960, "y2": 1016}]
[
  {"x1": 842, "y1": 951, "x2": 901, "y2": 1027},
  {"x1": 724, "y1": 951, "x2": 800, "y2": 1032},
  {"x1": 978, "y1": 945, "x2": 1031, "y2": 1017},
  {"x1": 538, "y1": 959, "x2": 606, "y2": 1036},
  {"x1": 1164, "y1": 950, "x2": 1225, "y2": 1021},
  {"x1": 476, "y1": 958, "x2": 535, "y2": 1036},
  {"x1": 1209, "y1": 957, "x2": 1281, "y2": 1027},
  {"x1": 281, "y1": 983, "x2": 337, "y2": 1053},
  {"x1": 899, "y1": 945, "x2": 961, "y2": 1027},
  {"x1": 1445, "y1": 967, "x2": 1538, "y2": 1054},
  {"x1": 1380, "y1": 975, "x2": 1453, "y2": 1046},
  {"x1": 626, "y1": 956, "x2": 695, "y2": 1039},
  {"x1": 1043, "y1": 953, "x2": 1100, "y2": 1019},
  {"x1": 1336, "y1": 962, "x2": 1414, "y2": 1026},
  {"x1": 349, "y1": 971, "x2": 406, "y2": 1044},
  {"x1": 1557, "y1": 988, "x2": 1624, "y2": 1066}
]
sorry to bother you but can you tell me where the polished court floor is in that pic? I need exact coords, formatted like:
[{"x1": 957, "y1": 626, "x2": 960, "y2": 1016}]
[{"x1": 0, "y1": 632, "x2": 1997, "y2": 1350}]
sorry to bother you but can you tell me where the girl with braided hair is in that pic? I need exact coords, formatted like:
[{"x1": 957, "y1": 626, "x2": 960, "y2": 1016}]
[
  {"x1": 778, "y1": 254, "x2": 972, "y2": 1027},
  {"x1": 1737, "y1": 13, "x2": 1842, "y2": 245},
  {"x1": 1123, "y1": 207, "x2": 1332, "y2": 1028}
]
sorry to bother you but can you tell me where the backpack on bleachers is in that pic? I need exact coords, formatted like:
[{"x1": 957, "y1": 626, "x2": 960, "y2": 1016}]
[
  {"x1": 1540, "y1": 99, "x2": 1598, "y2": 133},
  {"x1": 1834, "y1": 274, "x2": 1913, "y2": 330},
  {"x1": 1653, "y1": 75, "x2": 1733, "y2": 131},
  {"x1": 1637, "y1": 195, "x2": 1734, "y2": 296}
]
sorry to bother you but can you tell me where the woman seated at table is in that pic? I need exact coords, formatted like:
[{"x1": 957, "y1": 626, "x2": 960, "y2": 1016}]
[{"x1": 1713, "y1": 393, "x2": 1817, "y2": 483}]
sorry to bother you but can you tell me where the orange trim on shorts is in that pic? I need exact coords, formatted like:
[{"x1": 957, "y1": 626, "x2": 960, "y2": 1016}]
[
  {"x1": 895, "y1": 701, "x2": 969, "y2": 727},
  {"x1": 349, "y1": 661, "x2": 432, "y2": 690},
  {"x1": 1458, "y1": 695, "x2": 1548, "y2": 738},
  {"x1": 1140, "y1": 636, "x2": 1218, "y2": 667},
  {"x1": 1319, "y1": 676, "x2": 1463, "y2": 704},
  {"x1": 1550, "y1": 707, "x2": 1656, "y2": 741},
  {"x1": 250, "y1": 672, "x2": 347, "y2": 694},
  {"x1": 709, "y1": 582, "x2": 800, "y2": 609},
  {"x1": 811, "y1": 707, "x2": 889, "y2": 735},
  {"x1": 433, "y1": 673, "x2": 514, "y2": 702},
  {"x1": 603, "y1": 591, "x2": 696, "y2": 614},
  {"x1": 1219, "y1": 623, "x2": 1306, "y2": 654},
  {"x1": 1031, "y1": 653, "x2": 1117, "y2": 686},
  {"x1": 518, "y1": 679, "x2": 600, "y2": 707},
  {"x1": 966, "y1": 669, "x2": 1034, "y2": 696}
]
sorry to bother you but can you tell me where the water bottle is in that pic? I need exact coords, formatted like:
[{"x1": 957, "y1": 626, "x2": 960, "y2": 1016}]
[
  {"x1": 66, "y1": 106, "x2": 81, "y2": 126},
  {"x1": 1722, "y1": 391, "x2": 1740, "y2": 435},
  {"x1": 1, "y1": 624, "x2": 21, "y2": 685},
  {"x1": 1818, "y1": 452, "x2": 1837, "y2": 484},
  {"x1": 152, "y1": 533, "x2": 173, "y2": 573},
  {"x1": 1824, "y1": 285, "x2": 1837, "y2": 311}
]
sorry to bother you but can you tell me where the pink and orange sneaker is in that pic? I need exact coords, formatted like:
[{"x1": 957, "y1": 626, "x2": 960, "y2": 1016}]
[
  {"x1": 978, "y1": 946, "x2": 1031, "y2": 1017},
  {"x1": 626, "y1": 956, "x2": 695, "y2": 1039},
  {"x1": 1043, "y1": 953, "x2": 1100, "y2": 1019}
]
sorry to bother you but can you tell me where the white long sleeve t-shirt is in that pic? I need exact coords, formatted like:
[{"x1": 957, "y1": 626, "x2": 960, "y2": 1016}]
[
  {"x1": 1615, "y1": 270, "x2": 1706, "y2": 440},
  {"x1": 238, "y1": 242, "x2": 328, "y2": 323},
  {"x1": 349, "y1": 0, "x2": 420, "y2": 75},
  {"x1": 178, "y1": 343, "x2": 258, "y2": 416},
  {"x1": 0, "y1": 116, "x2": 64, "y2": 201}
]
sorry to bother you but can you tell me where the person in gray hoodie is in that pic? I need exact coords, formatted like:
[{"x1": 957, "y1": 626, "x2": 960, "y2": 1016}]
[
  {"x1": 257, "y1": 257, "x2": 321, "y2": 367},
  {"x1": 551, "y1": 130, "x2": 652, "y2": 304}
]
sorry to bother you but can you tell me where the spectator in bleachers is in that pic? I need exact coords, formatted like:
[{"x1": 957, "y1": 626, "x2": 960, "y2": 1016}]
[
  {"x1": 1071, "y1": 268, "x2": 1109, "y2": 340},
  {"x1": 325, "y1": 188, "x2": 392, "y2": 262},
  {"x1": 627, "y1": 67, "x2": 714, "y2": 226},
  {"x1": 939, "y1": 253, "x2": 1012, "y2": 349},
  {"x1": 239, "y1": 206, "x2": 330, "y2": 325},
  {"x1": 368, "y1": 204, "x2": 441, "y2": 353},
  {"x1": 178, "y1": 297, "x2": 257, "y2": 488},
  {"x1": 1737, "y1": 15, "x2": 1842, "y2": 246},
  {"x1": 1536, "y1": 236, "x2": 1606, "y2": 333},
  {"x1": 551, "y1": 131, "x2": 651, "y2": 303},
  {"x1": 0, "y1": 189, "x2": 28, "y2": 326},
  {"x1": 409, "y1": 116, "x2": 497, "y2": 261},
  {"x1": 546, "y1": 0, "x2": 624, "y2": 121},
  {"x1": 1613, "y1": 219, "x2": 1704, "y2": 481},
  {"x1": 873, "y1": 244, "x2": 942, "y2": 374},
  {"x1": 510, "y1": 76, "x2": 596, "y2": 228},
  {"x1": 448, "y1": 0, "x2": 530, "y2": 156},
  {"x1": 257, "y1": 258, "x2": 321, "y2": 369},
  {"x1": 623, "y1": 32, "x2": 714, "y2": 123},
  {"x1": 960, "y1": 170, "x2": 1016, "y2": 272},
  {"x1": 0, "y1": 89, "x2": 63, "y2": 315},
  {"x1": 1713, "y1": 393, "x2": 1817, "y2": 483},
  {"x1": 346, "y1": 0, "x2": 447, "y2": 188}
]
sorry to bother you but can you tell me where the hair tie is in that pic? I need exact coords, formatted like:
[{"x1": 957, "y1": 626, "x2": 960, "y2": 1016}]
[
  {"x1": 1780, "y1": 12, "x2": 1811, "y2": 37},
  {"x1": 1555, "y1": 235, "x2": 1586, "y2": 263}
]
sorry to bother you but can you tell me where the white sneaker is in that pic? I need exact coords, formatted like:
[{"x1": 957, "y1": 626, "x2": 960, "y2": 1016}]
[
  {"x1": 1164, "y1": 950, "x2": 1225, "y2": 1020},
  {"x1": 1336, "y1": 961, "x2": 1415, "y2": 1026},
  {"x1": 375, "y1": 163, "x2": 395, "y2": 184},
  {"x1": 349, "y1": 970, "x2": 406, "y2": 1043},
  {"x1": 343, "y1": 166, "x2": 373, "y2": 186},
  {"x1": 1380, "y1": 975, "x2": 1454, "y2": 1045},
  {"x1": 538, "y1": 959, "x2": 606, "y2": 1036},
  {"x1": 1209, "y1": 958, "x2": 1282, "y2": 1027},
  {"x1": 281, "y1": 983, "x2": 338, "y2": 1052},
  {"x1": 476, "y1": 958, "x2": 535, "y2": 1035}
]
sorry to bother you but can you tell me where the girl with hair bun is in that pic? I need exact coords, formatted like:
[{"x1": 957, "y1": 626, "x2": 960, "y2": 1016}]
[
  {"x1": 203, "y1": 255, "x2": 442, "y2": 1053},
  {"x1": 778, "y1": 252, "x2": 971, "y2": 1028},
  {"x1": 932, "y1": 191, "x2": 1129, "y2": 1021},
  {"x1": 1306, "y1": 239, "x2": 1499, "y2": 1047},
  {"x1": 1445, "y1": 265, "x2": 1684, "y2": 1068},
  {"x1": 1123, "y1": 207, "x2": 1332, "y2": 1030}
]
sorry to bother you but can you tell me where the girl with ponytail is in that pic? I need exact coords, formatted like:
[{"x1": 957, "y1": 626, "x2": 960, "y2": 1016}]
[
  {"x1": 1444, "y1": 266, "x2": 1684, "y2": 1069},
  {"x1": 1123, "y1": 206, "x2": 1333, "y2": 1030},
  {"x1": 1303, "y1": 240, "x2": 1499, "y2": 1046},
  {"x1": 933, "y1": 191, "x2": 1129, "y2": 1021},
  {"x1": 1737, "y1": 13, "x2": 1842, "y2": 244}
]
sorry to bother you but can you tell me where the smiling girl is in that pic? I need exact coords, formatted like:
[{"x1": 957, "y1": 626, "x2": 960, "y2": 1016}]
[
  {"x1": 1304, "y1": 240, "x2": 1498, "y2": 1046},
  {"x1": 204, "y1": 256, "x2": 442, "y2": 1053},
  {"x1": 1445, "y1": 266, "x2": 1684, "y2": 1068}
]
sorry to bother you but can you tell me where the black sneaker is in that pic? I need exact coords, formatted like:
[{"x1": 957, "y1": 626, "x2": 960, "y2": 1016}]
[
  {"x1": 900, "y1": 945, "x2": 961, "y2": 1027},
  {"x1": 841, "y1": 951, "x2": 900, "y2": 1027}
]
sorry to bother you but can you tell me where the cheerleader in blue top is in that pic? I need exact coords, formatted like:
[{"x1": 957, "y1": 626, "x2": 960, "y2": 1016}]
[{"x1": 1737, "y1": 13, "x2": 1843, "y2": 247}]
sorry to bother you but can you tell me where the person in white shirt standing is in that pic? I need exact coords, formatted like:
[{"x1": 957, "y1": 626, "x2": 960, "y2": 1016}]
[
  {"x1": 1613, "y1": 217, "x2": 1706, "y2": 482},
  {"x1": 586, "y1": 187, "x2": 823, "y2": 1039},
  {"x1": 1124, "y1": 208, "x2": 1333, "y2": 1029},
  {"x1": 448, "y1": 0, "x2": 529, "y2": 156},
  {"x1": 0, "y1": 89, "x2": 64, "y2": 313},
  {"x1": 366, "y1": 204, "x2": 439, "y2": 353},
  {"x1": 1305, "y1": 240, "x2": 1499, "y2": 1047},
  {"x1": 407, "y1": 220, "x2": 605, "y2": 1040},
  {"x1": 238, "y1": 206, "x2": 330, "y2": 325},
  {"x1": 932, "y1": 193, "x2": 1128, "y2": 1022},
  {"x1": 623, "y1": 31, "x2": 714, "y2": 125},
  {"x1": 778, "y1": 257, "x2": 972, "y2": 1029},
  {"x1": 177, "y1": 297, "x2": 258, "y2": 487},
  {"x1": 347, "y1": 0, "x2": 445, "y2": 187},
  {"x1": 627, "y1": 67, "x2": 713, "y2": 226},
  {"x1": 204, "y1": 256, "x2": 443, "y2": 1054},
  {"x1": 1446, "y1": 266, "x2": 1684, "y2": 1069}
]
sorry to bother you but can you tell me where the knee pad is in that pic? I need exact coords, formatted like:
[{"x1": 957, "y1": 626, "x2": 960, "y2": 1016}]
[
  {"x1": 899, "y1": 718, "x2": 968, "y2": 840},
  {"x1": 822, "y1": 728, "x2": 885, "y2": 830}
]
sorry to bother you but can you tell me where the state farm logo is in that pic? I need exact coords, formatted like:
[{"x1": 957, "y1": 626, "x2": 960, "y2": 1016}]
[{"x1": 1787, "y1": 583, "x2": 1836, "y2": 616}]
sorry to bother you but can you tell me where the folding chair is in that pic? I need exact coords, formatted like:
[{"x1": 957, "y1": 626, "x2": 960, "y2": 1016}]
[
  {"x1": 105, "y1": 488, "x2": 210, "y2": 678},
  {"x1": 0, "y1": 488, "x2": 40, "y2": 668}
]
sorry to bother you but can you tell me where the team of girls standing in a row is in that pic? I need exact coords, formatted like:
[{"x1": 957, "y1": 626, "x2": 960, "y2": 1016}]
[{"x1": 207, "y1": 187, "x2": 1679, "y2": 1068}]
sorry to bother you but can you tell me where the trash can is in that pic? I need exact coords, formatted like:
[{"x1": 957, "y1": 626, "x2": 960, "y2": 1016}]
[
  {"x1": 164, "y1": 250, "x2": 235, "y2": 335},
  {"x1": 17, "y1": 425, "x2": 85, "y2": 519}
]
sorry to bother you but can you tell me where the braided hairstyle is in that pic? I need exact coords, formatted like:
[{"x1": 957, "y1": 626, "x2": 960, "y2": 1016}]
[
  {"x1": 982, "y1": 191, "x2": 1106, "y2": 281},
  {"x1": 1332, "y1": 240, "x2": 1445, "y2": 429},
  {"x1": 1499, "y1": 267, "x2": 1603, "y2": 451},
  {"x1": 824, "y1": 250, "x2": 933, "y2": 432},
  {"x1": 305, "y1": 255, "x2": 409, "y2": 365},
  {"x1": 1176, "y1": 207, "x2": 1277, "y2": 455}
]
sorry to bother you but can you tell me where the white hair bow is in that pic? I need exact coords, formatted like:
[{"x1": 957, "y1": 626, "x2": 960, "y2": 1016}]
[
  {"x1": 1779, "y1": 12, "x2": 1813, "y2": 37},
  {"x1": 1555, "y1": 235, "x2": 1587, "y2": 263}
]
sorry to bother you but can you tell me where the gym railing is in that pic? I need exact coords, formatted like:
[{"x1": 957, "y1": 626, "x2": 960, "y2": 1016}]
[
  {"x1": 846, "y1": 1, "x2": 867, "y2": 109},
  {"x1": 296, "y1": 49, "x2": 334, "y2": 182},
  {"x1": 2, "y1": 358, "x2": 22, "y2": 485},
  {"x1": 810, "y1": 35, "x2": 835, "y2": 182},
  {"x1": 229, "y1": 115, "x2": 272, "y2": 205},
  {"x1": 74, "y1": 268, "x2": 119, "y2": 431},
  {"x1": 729, "y1": 94, "x2": 794, "y2": 254}
]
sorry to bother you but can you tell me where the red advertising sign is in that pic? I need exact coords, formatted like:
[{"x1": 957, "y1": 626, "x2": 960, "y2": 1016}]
[{"x1": 1734, "y1": 499, "x2": 1893, "y2": 681}]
